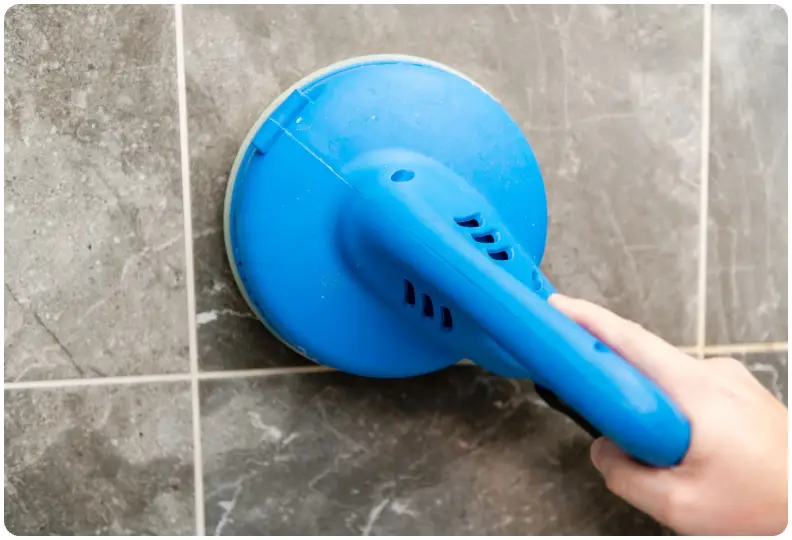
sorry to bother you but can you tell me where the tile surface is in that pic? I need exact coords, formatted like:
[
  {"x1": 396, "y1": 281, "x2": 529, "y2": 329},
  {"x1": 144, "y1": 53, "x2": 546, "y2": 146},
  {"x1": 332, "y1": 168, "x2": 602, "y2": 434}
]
[
  {"x1": 4, "y1": 383, "x2": 194, "y2": 535},
  {"x1": 184, "y1": 5, "x2": 702, "y2": 373},
  {"x1": 4, "y1": 5, "x2": 187, "y2": 381},
  {"x1": 200, "y1": 368, "x2": 667, "y2": 535},
  {"x1": 707, "y1": 5, "x2": 788, "y2": 344},
  {"x1": 515, "y1": 6, "x2": 703, "y2": 347}
]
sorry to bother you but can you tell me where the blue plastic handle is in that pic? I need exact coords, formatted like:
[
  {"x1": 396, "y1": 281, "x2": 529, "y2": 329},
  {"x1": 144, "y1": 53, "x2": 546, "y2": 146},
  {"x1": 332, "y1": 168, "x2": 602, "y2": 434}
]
[
  {"x1": 345, "y1": 155, "x2": 692, "y2": 467},
  {"x1": 417, "y1": 245, "x2": 690, "y2": 467}
]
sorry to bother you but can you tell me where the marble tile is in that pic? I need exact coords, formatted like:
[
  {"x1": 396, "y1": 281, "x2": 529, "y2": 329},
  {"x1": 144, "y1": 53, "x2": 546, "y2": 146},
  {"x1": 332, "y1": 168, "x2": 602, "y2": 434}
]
[
  {"x1": 4, "y1": 5, "x2": 188, "y2": 381},
  {"x1": 515, "y1": 6, "x2": 703, "y2": 347},
  {"x1": 200, "y1": 368, "x2": 666, "y2": 535},
  {"x1": 184, "y1": 5, "x2": 703, "y2": 372},
  {"x1": 707, "y1": 5, "x2": 788, "y2": 344},
  {"x1": 4, "y1": 383, "x2": 194, "y2": 535}
]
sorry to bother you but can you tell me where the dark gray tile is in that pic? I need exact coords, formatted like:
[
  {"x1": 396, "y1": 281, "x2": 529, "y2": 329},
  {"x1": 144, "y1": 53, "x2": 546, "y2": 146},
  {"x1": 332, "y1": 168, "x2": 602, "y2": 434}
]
[
  {"x1": 4, "y1": 5, "x2": 188, "y2": 381},
  {"x1": 517, "y1": 6, "x2": 703, "y2": 347},
  {"x1": 4, "y1": 383, "x2": 194, "y2": 535},
  {"x1": 184, "y1": 5, "x2": 703, "y2": 373},
  {"x1": 707, "y1": 5, "x2": 788, "y2": 344},
  {"x1": 200, "y1": 368, "x2": 666, "y2": 535}
]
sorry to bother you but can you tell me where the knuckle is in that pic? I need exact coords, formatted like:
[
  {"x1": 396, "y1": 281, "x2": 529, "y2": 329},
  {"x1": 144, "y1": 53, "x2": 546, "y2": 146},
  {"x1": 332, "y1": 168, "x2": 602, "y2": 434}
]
[
  {"x1": 619, "y1": 321, "x2": 647, "y2": 347},
  {"x1": 628, "y1": 320, "x2": 646, "y2": 333},
  {"x1": 711, "y1": 356, "x2": 749, "y2": 375},
  {"x1": 603, "y1": 468, "x2": 634, "y2": 499},
  {"x1": 604, "y1": 474, "x2": 629, "y2": 497},
  {"x1": 657, "y1": 485, "x2": 690, "y2": 526}
]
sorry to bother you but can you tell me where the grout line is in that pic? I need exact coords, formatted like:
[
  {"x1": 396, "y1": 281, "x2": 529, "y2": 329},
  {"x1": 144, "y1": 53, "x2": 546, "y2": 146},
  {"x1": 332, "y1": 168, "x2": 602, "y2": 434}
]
[
  {"x1": 695, "y1": 4, "x2": 713, "y2": 361},
  {"x1": 2, "y1": 365, "x2": 334, "y2": 390},
  {"x1": 4, "y1": 342, "x2": 787, "y2": 391},
  {"x1": 173, "y1": 4, "x2": 205, "y2": 536},
  {"x1": 700, "y1": 341, "x2": 789, "y2": 356},
  {"x1": 4, "y1": 372, "x2": 193, "y2": 390},
  {"x1": 197, "y1": 364, "x2": 336, "y2": 381}
]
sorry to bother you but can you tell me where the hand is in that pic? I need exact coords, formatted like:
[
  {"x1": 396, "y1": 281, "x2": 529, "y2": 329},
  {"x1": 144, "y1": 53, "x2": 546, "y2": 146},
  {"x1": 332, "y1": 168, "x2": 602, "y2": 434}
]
[{"x1": 550, "y1": 294, "x2": 788, "y2": 536}]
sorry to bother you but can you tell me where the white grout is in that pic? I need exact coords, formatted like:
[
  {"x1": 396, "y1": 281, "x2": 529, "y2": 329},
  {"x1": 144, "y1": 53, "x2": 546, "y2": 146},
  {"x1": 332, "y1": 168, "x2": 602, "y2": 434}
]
[
  {"x1": 173, "y1": 4, "x2": 205, "y2": 536},
  {"x1": 4, "y1": 342, "x2": 787, "y2": 391},
  {"x1": 3, "y1": 365, "x2": 335, "y2": 390},
  {"x1": 4, "y1": 372, "x2": 193, "y2": 390},
  {"x1": 699, "y1": 341, "x2": 789, "y2": 357},
  {"x1": 196, "y1": 364, "x2": 336, "y2": 381},
  {"x1": 696, "y1": 4, "x2": 713, "y2": 361}
]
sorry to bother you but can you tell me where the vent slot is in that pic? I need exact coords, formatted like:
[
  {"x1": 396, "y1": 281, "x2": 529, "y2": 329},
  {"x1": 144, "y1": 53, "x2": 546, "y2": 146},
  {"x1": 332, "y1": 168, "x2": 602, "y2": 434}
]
[
  {"x1": 472, "y1": 231, "x2": 498, "y2": 244},
  {"x1": 404, "y1": 280, "x2": 416, "y2": 305},
  {"x1": 404, "y1": 281, "x2": 454, "y2": 333},
  {"x1": 422, "y1": 294, "x2": 434, "y2": 318},
  {"x1": 488, "y1": 249, "x2": 511, "y2": 261},
  {"x1": 441, "y1": 307, "x2": 453, "y2": 331},
  {"x1": 530, "y1": 270, "x2": 543, "y2": 291},
  {"x1": 454, "y1": 213, "x2": 483, "y2": 228}
]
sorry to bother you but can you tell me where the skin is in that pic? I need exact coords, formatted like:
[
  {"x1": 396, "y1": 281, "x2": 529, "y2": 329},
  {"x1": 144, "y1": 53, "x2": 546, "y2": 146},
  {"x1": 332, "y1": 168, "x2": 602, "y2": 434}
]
[{"x1": 549, "y1": 294, "x2": 788, "y2": 536}]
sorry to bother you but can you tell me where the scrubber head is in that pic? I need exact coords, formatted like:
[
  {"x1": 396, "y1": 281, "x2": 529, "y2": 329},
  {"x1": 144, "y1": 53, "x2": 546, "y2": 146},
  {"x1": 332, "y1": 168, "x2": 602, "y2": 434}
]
[{"x1": 224, "y1": 55, "x2": 548, "y2": 378}]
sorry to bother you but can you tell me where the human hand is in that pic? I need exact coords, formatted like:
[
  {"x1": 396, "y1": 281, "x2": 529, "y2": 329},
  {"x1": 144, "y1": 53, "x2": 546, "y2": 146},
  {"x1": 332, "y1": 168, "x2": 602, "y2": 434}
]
[{"x1": 550, "y1": 294, "x2": 788, "y2": 536}]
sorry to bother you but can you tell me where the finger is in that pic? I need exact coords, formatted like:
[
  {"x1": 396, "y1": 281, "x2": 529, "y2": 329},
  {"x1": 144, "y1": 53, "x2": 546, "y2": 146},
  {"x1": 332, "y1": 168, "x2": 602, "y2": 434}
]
[
  {"x1": 549, "y1": 294, "x2": 700, "y2": 401},
  {"x1": 706, "y1": 356, "x2": 767, "y2": 391},
  {"x1": 591, "y1": 438, "x2": 680, "y2": 525},
  {"x1": 706, "y1": 355, "x2": 749, "y2": 374}
]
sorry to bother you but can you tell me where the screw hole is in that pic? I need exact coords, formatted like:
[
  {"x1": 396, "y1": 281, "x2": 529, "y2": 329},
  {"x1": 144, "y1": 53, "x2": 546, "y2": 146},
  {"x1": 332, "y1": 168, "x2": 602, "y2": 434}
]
[
  {"x1": 441, "y1": 307, "x2": 453, "y2": 331},
  {"x1": 391, "y1": 169, "x2": 415, "y2": 182},
  {"x1": 455, "y1": 213, "x2": 483, "y2": 228},
  {"x1": 594, "y1": 341, "x2": 609, "y2": 353},
  {"x1": 472, "y1": 232, "x2": 498, "y2": 244},
  {"x1": 422, "y1": 294, "x2": 434, "y2": 318},
  {"x1": 404, "y1": 280, "x2": 416, "y2": 305},
  {"x1": 488, "y1": 248, "x2": 511, "y2": 261}
]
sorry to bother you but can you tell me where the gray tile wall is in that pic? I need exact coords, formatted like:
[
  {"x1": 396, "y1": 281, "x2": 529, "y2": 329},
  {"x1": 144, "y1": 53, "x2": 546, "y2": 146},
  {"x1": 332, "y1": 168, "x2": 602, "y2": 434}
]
[
  {"x1": 707, "y1": 5, "x2": 788, "y2": 344},
  {"x1": 5, "y1": 5, "x2": 187, "y2": 382},
  {"x1": 200, "y1": 370, "x2": 666, "y2": 536},
  {"x1": 5, "y1": 383, "x2": 194, "y2": 535},
  {"x1": 4, "y1": 5, "x2": 787, "y2": 535}
]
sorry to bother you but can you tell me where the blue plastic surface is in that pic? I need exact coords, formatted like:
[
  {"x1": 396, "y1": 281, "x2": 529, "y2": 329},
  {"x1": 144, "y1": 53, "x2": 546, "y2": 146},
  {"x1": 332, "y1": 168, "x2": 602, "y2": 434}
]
[{"x1": 226, "y1": 57, "x2": 691, "y2": 467}]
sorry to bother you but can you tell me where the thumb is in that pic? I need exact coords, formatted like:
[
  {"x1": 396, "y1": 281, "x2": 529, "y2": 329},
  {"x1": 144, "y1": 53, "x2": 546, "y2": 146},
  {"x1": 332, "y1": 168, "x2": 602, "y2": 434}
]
[{"x1": 591, "y1": 438, "x2": 679, "y2": 524}]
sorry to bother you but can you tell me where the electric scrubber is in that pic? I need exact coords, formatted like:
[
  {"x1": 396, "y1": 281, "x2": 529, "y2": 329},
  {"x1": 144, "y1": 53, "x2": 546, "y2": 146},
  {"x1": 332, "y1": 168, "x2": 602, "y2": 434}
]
[{"x1": 224, "y1": 55, "x2": 690, "y2": 467}]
